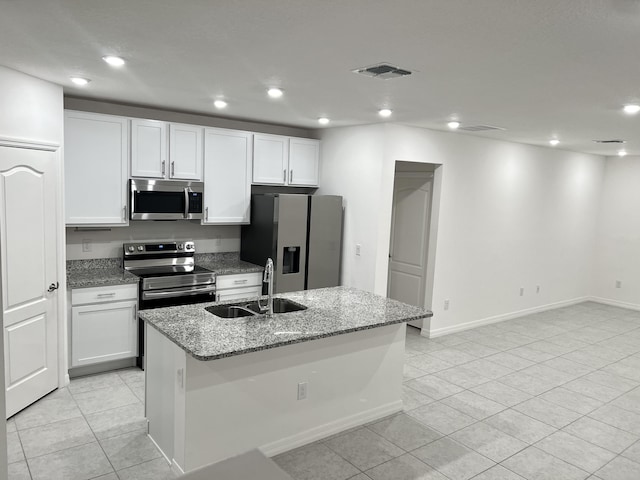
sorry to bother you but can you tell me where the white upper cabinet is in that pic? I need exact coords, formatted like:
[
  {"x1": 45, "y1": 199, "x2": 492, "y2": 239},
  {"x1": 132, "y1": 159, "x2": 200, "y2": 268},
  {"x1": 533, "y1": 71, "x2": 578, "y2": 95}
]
[
  {"x1": 64, "y1": 110, "x2": 129, "y2": 226},
  {"x1": 169, "y1": 123, "x2": 203, "y2": 180},
  {"x1": 289, "y1": 138, "x2": 320, "y2": 186},
  {"x1": 252, "y1": 134, "x2": 319, "y2": 186},
  {"x1": 131, "y1": 120, "x2": 203, "y2": 181},
  {"x1": 203, "y1": 128, "x2": 252, "y2": 224},
  {"x1": 252, "y1": 134, "x2": 288, "y2": 185},
  {"x1": 131, "y1": 119, "x2": 166, "y2": 178}
]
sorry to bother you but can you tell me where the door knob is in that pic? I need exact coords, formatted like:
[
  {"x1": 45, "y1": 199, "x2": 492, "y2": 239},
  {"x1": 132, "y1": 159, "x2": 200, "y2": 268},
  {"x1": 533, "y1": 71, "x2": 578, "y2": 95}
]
[{"x1": 47, "y1": 282, "x2": 59, "y2": 292}]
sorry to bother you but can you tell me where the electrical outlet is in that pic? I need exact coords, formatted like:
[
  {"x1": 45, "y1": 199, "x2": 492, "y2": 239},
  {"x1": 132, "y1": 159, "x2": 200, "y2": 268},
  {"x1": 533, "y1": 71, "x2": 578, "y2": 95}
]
[
  {"x1": 82, "y1": 239, "x2": 92, "y2": 253},
  {"x1": 444, "y1": 299, "x2": 450, "y2": 310},
  {"x1": 536, "y1": 285, "x2": 540, "y2": 294},
  {"x1": 297, "y1": 381, "x2": 308, "y2": 400},
  {"x1": 215, "y1": 235, "x2": 221, "y2": 247},
  {"x1": 355, "y1": 244, "x2": 361, "y2": 256},
  {"x1": 519, "y1": 287, "x2": 524, "y2": 296},
  {"x1": 616, "y1": 280, "x2": 622, "y2": 289}
]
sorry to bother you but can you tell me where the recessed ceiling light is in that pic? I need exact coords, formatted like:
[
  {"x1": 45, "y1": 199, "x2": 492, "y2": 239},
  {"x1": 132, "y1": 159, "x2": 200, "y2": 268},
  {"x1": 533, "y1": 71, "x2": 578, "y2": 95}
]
[
  {"x1": 447, "y1": 121, "x2": 460, "y2": 130},
  {"x1": 267, "y1": 88, "x2": 283, "y2": 98},
  {"x1": 623, "y1": 104, "x2": 640, "y2": 115},
  {"x1": 102, "y1": 56, "x2": 125, "y2": 67},
  {"x1": 318, "y1": 117, "x2": 330, "y2": 125},
  {"x1": 549, "y1": 139, "x2": 560, "y2": 146},
  {"x1": 378, "y1": 108, "x2": 392, "y2": 117},
  {"x1": 70, "y1": 77, "x2": 90, "y2": 86},
  {"x1": 213, "y1": 99, "x2": 228, "y2": 109},
  {"x1": 618, "y1": 149, "x2": 628, "y2": 157}
]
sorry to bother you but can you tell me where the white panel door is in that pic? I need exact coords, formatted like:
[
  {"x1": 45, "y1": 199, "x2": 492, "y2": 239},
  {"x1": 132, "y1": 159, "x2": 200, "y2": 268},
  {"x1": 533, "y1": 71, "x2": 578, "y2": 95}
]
[
  {"x1": 71, "y1": 300, "x2": 137, "y2": 367},
  {"x1": 169, "y1": 123, "x2": 203, "y2": 181},
  {"x1": 288, "y1": 138, "x2": 319, "y2": 186},
  {"x1": 131, "y1": 119, "x2": 167, "y2": 178},
  {"x1": 0, "y1": 145, "x2": 59, "y2": 418},
  {"x1": 64, "y1": 111, "x2": 128, "y2": 226},
  {"x1": 388, "y1": 173, "x2": 432, "y2": 328},
  {"x1": 203, "y1": 128, "x2": 252, "y2": 224},
  {"x1": 252, "y1": 134, "x2": 288, "y2": 185}
]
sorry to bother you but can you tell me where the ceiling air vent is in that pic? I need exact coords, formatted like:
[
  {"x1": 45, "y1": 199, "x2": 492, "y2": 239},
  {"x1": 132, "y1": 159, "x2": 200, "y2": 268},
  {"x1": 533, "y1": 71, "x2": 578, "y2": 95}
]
[
  {"x1": 593, "y1": 139, "x2": 626, "y2": 144},
  {"x1": 458, "y1": 125, "x2": 506, "y2": 132},
  {"x1": 353, "y1": 63, "x2": 412, "y2": 80}
]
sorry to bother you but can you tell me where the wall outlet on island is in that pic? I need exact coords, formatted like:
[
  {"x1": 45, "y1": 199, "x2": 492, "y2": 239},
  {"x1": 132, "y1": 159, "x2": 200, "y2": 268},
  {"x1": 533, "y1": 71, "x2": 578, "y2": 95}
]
[
  {"x1": 82, "y1": 239, "x2": 92, "y2": 253},
  {"x1": 536, "y1": 285, "x2": 540, "y2": 294},
  {"x1": 443, "y1": 299, "x2": 450, "y2": 311},
  {"x1": 355, "y1": 244, "x2": 361, "y2": 256},
  {"x1": 297, "y1": 382, "x2": 308, "y2": 400},
  {"x1": 214, "y1": 235, "x2": 221, "y2": 247},
  {"x1": 616, "y1": 280, "x2": 622, "y2": 288},
  {"x1": 519, "y1": 287, "x2": 524, "y2": 297}
]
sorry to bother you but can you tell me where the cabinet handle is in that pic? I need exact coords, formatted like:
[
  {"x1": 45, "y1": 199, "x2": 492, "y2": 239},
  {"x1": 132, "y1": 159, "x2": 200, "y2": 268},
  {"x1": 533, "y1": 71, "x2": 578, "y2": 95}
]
[
  {"x1": 122, "y1": 205, "x2": 127, "y2": 221},
  {"x1": 233, "y1": 279, "x2": 248, "y2": 284},
  {"x1": 216, "y1": 293, "x2": 220, "y2": 302},
  {"x1": 205, "y1": 206, "x2": 209, "y2": 221},
  {"x1": 171, "y1": 161, "x2": 175, "y2": 177},
  {"x1": 162, "y1": 160, "x2": 166, "y2": 176},
  {"x1": 283, "y1": 169, "x2": 286, "y2": 183},
  {"x1": 290, "y1": 169, "x2": 293, "y2": 183},
  {"x1": 134, "y1": 305, "x2": 138, "y2": 320},
  {"x1": 97, "y1": 292, "x2": 116, "y2": 298}
]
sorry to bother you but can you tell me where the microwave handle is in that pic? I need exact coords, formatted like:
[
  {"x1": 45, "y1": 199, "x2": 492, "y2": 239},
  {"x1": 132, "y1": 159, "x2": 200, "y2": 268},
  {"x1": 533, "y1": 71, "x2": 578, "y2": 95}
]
[{"x1": 184, "y1": 188, "x2": 189, "y2": 218}]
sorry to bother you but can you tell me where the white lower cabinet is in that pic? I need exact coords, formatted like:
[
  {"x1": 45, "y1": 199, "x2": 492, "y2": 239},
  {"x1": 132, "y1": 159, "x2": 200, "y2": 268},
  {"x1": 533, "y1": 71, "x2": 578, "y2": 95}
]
[
  {"x1": 71, "y1": 284, "x2": 138, "y2": 367},
  {"x1": 216, "y1": 272, "x2": 262, "y2": 301}
]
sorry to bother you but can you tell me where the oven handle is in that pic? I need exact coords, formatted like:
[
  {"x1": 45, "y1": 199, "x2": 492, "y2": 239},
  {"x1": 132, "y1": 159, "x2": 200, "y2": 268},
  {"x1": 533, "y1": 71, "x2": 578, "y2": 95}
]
[
  {"x1": 143, "y1": 285, "x2": 217, "y2": 300},
  {"x1": 184, "y1": 187, "x2": 189, "y2": 218}
]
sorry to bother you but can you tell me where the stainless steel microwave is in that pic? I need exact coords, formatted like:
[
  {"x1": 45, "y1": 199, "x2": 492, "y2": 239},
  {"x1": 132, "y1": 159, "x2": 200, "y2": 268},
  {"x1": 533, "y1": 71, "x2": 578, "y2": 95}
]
[{"x1": 130, "y1": 179, "x2": 204, "y2": 220}]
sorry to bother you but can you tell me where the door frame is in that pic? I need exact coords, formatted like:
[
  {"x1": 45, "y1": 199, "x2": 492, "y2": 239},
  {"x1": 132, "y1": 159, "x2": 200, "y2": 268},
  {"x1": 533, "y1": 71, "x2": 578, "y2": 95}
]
[{"x1": 0, "y1": 136, "x2": 68, "y2": 392}]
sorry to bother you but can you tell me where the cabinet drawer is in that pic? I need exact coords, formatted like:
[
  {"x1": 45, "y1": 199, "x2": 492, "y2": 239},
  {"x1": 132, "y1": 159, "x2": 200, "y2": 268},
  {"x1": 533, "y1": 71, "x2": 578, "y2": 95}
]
[
  {"x1": 72, "y1": 284, "x2": 138, "y2": 306},
  {"x1": 216, "y1": 272, "x2": 262, "y2": 290}
]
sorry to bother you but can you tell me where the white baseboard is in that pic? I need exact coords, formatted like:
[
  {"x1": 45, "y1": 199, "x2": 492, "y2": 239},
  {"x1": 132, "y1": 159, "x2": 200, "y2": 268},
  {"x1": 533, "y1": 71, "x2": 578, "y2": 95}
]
[
  {"x1": 428, "y1": 296, "x2": 590, "y2": 338},
  {"x1": 588, "y1": 296, "x2": 640, "y2": 312},
  {"x1": 171, "y1": 460, "x2": 185, "y2": 476},
  {"x1": 260, "y1": 400, "x2": 403, "y2": 457}
]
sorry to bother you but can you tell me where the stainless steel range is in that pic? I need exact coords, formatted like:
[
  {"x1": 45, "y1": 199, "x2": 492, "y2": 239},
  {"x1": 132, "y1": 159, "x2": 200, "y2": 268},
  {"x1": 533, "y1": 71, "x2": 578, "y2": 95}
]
[{"x1": 123, "y1": 240, "x2": 216, "y2": 310}]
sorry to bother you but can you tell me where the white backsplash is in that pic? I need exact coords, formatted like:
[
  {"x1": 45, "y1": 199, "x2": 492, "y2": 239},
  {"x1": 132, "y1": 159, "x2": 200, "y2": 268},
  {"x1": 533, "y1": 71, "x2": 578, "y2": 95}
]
[{"x1": 66, "y1": 221, "x2": 240, "y2": 260}]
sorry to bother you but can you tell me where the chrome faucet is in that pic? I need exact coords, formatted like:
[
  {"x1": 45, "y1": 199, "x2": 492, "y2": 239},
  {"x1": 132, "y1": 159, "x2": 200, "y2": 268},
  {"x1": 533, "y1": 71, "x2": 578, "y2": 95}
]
[{"x1": 258, "y1": 258, "x2": 274, "y2": 316}]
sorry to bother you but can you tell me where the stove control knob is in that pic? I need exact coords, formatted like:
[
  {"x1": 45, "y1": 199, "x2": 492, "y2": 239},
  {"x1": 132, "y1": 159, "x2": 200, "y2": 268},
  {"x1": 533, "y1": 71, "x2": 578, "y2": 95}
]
[
  {"x1": 138, "y1": 245, "x2": 144, "y2": 251},
  {"x1": 178, "y1": 243, "x2": 184, "y2": 250},
  {"x1": 128, "y1": 246, "x2": 135, "y2": 252}
]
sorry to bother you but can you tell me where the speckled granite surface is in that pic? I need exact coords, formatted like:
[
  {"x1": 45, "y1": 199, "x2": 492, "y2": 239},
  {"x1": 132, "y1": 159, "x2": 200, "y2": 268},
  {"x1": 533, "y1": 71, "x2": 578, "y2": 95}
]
[
  {"x1": 195, "y1": 252, "x2": 263, "y2": 274},
  {"x1": 67, "y1": 258, "x2": 139, "y2": 288},
  {"x1": 140, "y1": 286, "x2": 432, "y2": 361}
]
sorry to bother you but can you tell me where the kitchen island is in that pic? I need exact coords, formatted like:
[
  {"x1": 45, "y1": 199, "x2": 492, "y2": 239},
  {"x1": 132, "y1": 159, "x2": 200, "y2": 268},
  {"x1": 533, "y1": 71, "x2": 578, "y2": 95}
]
[{"x1": 140, "y1": 287, "x2": 431, "y2": 474}]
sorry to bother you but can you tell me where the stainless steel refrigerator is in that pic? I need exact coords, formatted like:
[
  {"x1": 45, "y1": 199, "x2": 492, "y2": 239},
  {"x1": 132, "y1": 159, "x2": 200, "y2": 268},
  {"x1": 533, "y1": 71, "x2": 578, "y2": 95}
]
[{"x1": 240, "y1": 194, "x2": 343, "y2": 293}]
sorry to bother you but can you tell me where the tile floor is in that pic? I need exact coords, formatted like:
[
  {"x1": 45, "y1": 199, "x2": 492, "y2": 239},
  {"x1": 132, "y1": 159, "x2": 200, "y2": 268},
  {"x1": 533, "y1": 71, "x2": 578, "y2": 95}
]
[
  {"x1": 6, "y1": 301, "x2": 640, "y2": 480},
  {"x1": 272, "y1": 302, "x2": 640, "y2": 480},
  {"x1": 7, "y1": 367, "x2": 176, "y2": 480}
]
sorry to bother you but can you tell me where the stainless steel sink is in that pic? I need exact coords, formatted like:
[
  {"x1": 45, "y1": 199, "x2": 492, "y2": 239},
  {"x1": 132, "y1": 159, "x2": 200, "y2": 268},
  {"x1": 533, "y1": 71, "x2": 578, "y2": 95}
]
[{"x1": 205, "y1": 298, "x2": 307, "y2": 318}]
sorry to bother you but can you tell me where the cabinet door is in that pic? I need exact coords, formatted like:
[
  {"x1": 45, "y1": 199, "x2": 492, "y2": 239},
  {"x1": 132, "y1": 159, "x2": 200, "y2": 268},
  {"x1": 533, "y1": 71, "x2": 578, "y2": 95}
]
[
  {"x1": 71, "y1": 300, "x2": 137, "y2": 367},
  {"x1": 289, "y1": 138, "x2": 320, "y2": 186},
  {"x1": 203, "y1": 128, "x2": 252, "y2": 224},
  {"x1": 131, "y1": 119, "x2": 167, "y2": 178},
  {"x1": 169, "y1": 123, "x2": 203, "y2": 180},
  {"x1": 64, "y1": 111, "x2": 128, "y2": 226},
  {"x1": 252, "y1": 134, "x2": 288, "y2": 185}
]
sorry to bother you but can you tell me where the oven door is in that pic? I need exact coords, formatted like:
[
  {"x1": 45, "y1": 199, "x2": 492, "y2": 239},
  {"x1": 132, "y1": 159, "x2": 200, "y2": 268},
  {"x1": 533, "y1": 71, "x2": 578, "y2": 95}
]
[{"x1": 130, "y1": 179, "x2": 203, "y2": 220}]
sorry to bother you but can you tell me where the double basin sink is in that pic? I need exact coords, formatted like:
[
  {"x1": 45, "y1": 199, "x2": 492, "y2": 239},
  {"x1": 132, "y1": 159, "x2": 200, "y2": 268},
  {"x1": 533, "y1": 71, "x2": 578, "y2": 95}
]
[{"x1": 206, "y1": 298, "x2": 307, "y2": 318}]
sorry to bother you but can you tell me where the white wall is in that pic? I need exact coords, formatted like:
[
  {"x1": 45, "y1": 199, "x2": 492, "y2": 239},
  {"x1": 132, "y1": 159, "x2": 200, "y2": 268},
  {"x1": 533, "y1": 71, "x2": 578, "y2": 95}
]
[
  {"x1": 592, "y1": 155, "x2": 640, "y2": 308},
  {"x1": 0, "y1": 65, "x2": 64, "y2": 479},
  {"x1": 320, "y1": 123, "x2": 606, "y2": 336},
  {"x1": 317, "y1": 124, "x2": 386, "y2": 291}
]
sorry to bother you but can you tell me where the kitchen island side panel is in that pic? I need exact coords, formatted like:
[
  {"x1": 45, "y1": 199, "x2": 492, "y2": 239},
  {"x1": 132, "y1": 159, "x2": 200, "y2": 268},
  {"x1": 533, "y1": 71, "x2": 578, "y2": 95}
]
[{"x1": 181, "y1": 322, "x2": 405, "y2": 471}]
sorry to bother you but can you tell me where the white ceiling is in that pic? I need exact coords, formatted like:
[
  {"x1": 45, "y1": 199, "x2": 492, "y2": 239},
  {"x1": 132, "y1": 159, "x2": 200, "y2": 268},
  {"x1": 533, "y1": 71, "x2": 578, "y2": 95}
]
[{"x1": 1, "y1": 0, "x2": 639, "y2": 155}]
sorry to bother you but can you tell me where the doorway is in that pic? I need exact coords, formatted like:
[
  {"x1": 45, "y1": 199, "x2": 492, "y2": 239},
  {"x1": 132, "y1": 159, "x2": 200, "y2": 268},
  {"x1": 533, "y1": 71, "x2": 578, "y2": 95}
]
[{"x1": 387, "y1": 162, "x2": 436, "y2": 329}]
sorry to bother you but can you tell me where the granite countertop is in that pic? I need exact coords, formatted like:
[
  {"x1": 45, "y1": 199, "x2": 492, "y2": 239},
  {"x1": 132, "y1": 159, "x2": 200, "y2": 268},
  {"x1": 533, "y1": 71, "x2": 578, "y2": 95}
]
[
  {"x1": 194, "y1": 253, "x2": 263, "y2": 275},
  {"x1": 139, "y1": 286, "x2": 432, "y2": 361},
  {"x1": 67, "y1": 253, "x2": 261, "y2": 289},
  {"x1": 67, "y1": 259, "x2": 139, "y2": 289}
]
